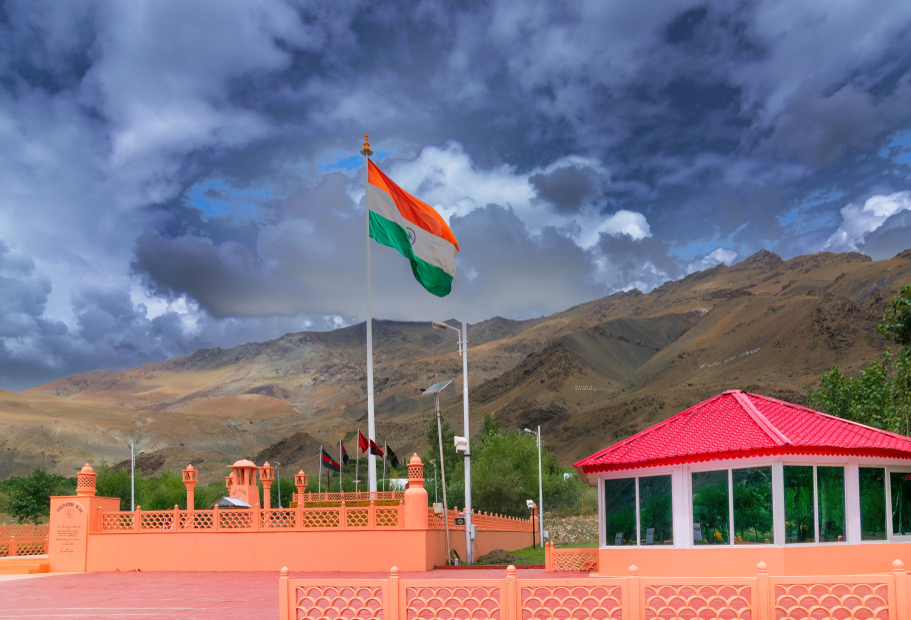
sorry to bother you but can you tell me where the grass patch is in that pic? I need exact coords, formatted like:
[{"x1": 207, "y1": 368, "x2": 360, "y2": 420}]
[{"x1": 480, "y1": 541, "x2": 600, "y2": 566}]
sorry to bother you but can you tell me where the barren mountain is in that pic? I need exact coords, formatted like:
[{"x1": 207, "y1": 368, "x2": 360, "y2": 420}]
[{"x1": 3, "y1": 249, "x2": 910, "y2": 484}]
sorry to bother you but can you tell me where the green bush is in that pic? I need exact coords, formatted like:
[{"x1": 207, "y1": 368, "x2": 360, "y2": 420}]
[{"x1": 7, "y1": 468, "x2": 75, "y2": 524}]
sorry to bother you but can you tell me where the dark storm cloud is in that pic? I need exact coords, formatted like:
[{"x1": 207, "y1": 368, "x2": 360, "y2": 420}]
[
  {"x1": 529, "y1": 164, "x2": 601, "y2": 213},
  {"x1": 2, "y1": 0, "x2": 911, "y2": 389}
]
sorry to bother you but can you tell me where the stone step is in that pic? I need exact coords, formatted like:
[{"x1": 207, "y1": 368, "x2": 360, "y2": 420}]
[{"x1": 0, "y1": 556, "x2": 50, "y2": 574}]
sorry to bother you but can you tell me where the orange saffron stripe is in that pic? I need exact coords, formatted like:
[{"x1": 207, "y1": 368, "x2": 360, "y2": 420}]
[{"x1": 368, "y1": 161, "x2": 459, "y2": 251}]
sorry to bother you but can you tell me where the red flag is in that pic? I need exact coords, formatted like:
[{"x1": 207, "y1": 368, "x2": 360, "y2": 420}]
[
  {"x1": 358, "y1": 430, "x2": 369, "y2": 452},
  {"x1": 369, "y1": 439, "x2": 384, "y2": 457}
]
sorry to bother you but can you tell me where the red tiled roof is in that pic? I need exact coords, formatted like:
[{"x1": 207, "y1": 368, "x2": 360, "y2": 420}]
[{"x1": 575, "y1": 390, "x2": 911, "y2": 477}]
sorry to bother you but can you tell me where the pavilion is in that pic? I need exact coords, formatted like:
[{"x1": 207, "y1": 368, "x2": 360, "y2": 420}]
[{"x1": 574, "y1": 389, "x2": 911, "y2": 576}]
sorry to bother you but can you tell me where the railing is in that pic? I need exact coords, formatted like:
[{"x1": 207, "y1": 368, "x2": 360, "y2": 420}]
[
  {"x1": 0, "y1": 536, "x2": 49, "y2": 557},
  {"x1": 545, "y1": 542, "x2": 599, "y2": 572},
  {"x1": 279, "y1": 560, "x2": 911, "y2": 620},
  {"x1": 99, "y1": 502, "x2": 405, "y2": 532},
  {"x1": 1, "y1": 524, "x2": 47, "y2": 537},
  {"x1": 427, "y1": 506, "x2": 534, "y2": 532},
  {"x1": 295, "y1": 491, "x2": 404, "y2": 503}
]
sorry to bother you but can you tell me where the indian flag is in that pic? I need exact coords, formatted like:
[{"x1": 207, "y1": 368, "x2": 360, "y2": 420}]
[{"x1": 367, "y1": 160, "x2": 459, "y2": 297}]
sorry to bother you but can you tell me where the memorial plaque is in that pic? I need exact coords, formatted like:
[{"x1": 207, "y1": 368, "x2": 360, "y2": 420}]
[
  {"x1": 49, "y1": 498, "x2": 88, "y2": 572},
  {"x1": 645, "y1": 527, "x2": 655, "y2": 545},
  {"x1": 614, "y1": 532, "x2": 623, "y2": 545},
  {"x1": 693, "y1": 523, "x2": 702, "y2": 541}
]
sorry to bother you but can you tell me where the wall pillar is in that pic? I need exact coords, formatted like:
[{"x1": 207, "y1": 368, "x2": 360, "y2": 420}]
[
  {"x1": 845, "y1": 462, "x2": 862, "y2": 544},
  {"x1": 404, "y1": 454, "x2": 428, "y2": 529},
  {"x1": 261, "y1": 462, "x2": 275, "y2": 510},
  {"x1": 182, "y1": 464, "x2": 198, "y2": 511}
]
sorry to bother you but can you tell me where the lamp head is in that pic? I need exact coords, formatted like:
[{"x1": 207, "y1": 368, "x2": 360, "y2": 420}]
[
  {"x1": 139, "y1": 450, "x2": 146, "y2": 455},
  {"x1": 526, "y1": 499, "x2": 536, "y2": 510},
  {"x1": 523, "y1": 428, "x2": 534, "y2": 435},
  {"x1": 431, "y1": 321, "x2": 449, "y2": 330}
]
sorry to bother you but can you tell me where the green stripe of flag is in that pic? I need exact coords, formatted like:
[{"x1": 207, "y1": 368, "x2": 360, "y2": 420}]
[{"x1": 369, "y1": 211, "x2": 453, "y2": 297}]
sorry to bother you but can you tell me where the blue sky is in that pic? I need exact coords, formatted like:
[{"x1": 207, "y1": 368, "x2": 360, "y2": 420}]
[{"x1": 1, "y1": 0, "x2": 911, "y2": 389}]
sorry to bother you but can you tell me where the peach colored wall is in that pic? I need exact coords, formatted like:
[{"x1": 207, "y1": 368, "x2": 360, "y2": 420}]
[
  {"x1": 81, "y1": 528, "x2": 532, "y2": 573},
  {"x1": 597, "y1": 543, "x2": 911, "y2": 577},
  {"x1": 437, "y1": 529, "x2": 534, "y2": 562}
]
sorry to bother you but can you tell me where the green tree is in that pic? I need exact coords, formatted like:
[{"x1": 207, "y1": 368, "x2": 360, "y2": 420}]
[
  {"x1": 96, "y1": 465, "x2": 133, "y2": 511},
  {"x1": 7, "y1": 468, "x2": 72, "y2": 524},
  {"x1": 809, "y1": 284, "x2": 911, "y2": 435}
]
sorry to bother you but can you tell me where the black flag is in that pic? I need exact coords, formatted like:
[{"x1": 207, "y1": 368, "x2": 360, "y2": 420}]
[
  {"x1": 341, "y1": 442, "x2": 350, "y2": 465},
  {"x1": 386, "y1": 445, "x2": 399, "y2": 468}
]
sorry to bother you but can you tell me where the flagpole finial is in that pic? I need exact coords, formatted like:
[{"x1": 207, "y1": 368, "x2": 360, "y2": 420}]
[{"x1": 360, "y1": 134, "x2": 373, "y2": 157}]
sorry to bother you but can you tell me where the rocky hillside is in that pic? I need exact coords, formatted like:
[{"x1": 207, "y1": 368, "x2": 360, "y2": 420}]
[{"x1": 2, "y1": 249, "x2": 910, "y2": 484}]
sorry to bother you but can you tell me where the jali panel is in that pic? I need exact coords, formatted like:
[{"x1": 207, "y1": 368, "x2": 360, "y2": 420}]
[
  {"x1": 375, "y1": 508, "x2": 398, "y2": 527},
  {"x1": 14, "y1": 540, "x2": 46, "y2": 556},
  {"x1": 521, "y1": 585, "x2": 621, "y2": 620},
  {"x1": 141, "y1": 511, "x2": 176, "y2": 530},
  {"x1": 347, "y1": 508, "x2": 369, "y2": 528},
  {"x1": 406, "y1": 586, "x2": 500, "y2": 620},
  {"x1": 645, "y1": 584, "x2": 752, "y2": 620},
  {"x1": 262, "y1": 509, "x2": 296, "y2": 529},
  {"x1": 219, "y1": 510, "x2": 252, "y2": 529},
  {"x1": 551, "y1": 551, "x2": 599, "y2": 573},
  {"x1": 301, "y1": 509, "x2": 340, "y2": 528},
  {"x1": 102, "y1": 513, "x2": 135, "y2": 531},
  {"x1": 179, "y1": 511, "x2": 214, "y2": 530},
  {"x1": 774, "y1": 583, "x2": 889, "y2": 620},
  {"x1": 295, "y1": 585, "x2": 383, "y2": 619}
]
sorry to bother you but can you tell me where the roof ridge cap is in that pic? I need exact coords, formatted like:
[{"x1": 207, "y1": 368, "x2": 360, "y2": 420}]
[
  {"x1": 732, "y1": 391, "x2": 791, "y2": 446},
  {"x1": 748, "y1": 392, "x2": 911, "y2": 443}
]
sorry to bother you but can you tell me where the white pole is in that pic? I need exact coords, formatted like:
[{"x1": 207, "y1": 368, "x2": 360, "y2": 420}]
[
  {"x1": 355, "y1": 428, "x2": 360, "y2": 494},
  {"x1": 130, "y1": 443, "x2": 135, "y2": 512},
  {"x1": 461, "y1": 320, "x2": 473, "y2": 563},
  {"x1": 277, "y1": 463, "x2": 282, "y2": 509},
  {"x1": 537, "y1": 426, "x2": 544, "y2": 547},
  {"x1": 383, "y1": 440, "x2": 387, "y2": 492},
  {"x1": 339, "y1": 441, "x2": 343, "y2": 492},
  {"x1": 436, "y1": 393, "x2": 452, "y2": 563},
  {"x1": 318, "y1": 444, "x2": 322, "y2": 494},
  {"x1": 361, "y1": 135, "x2": 377, "y2": 493}
]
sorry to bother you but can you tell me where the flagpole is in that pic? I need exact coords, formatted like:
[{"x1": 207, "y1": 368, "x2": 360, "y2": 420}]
[
  {"x1": 339, "y1": 439, "x2": 343, "y2": 493},
  {"x1": 383, "y1": 440, "x2": 387, "y2": 493},
  {"x1": 355, "y1": 427, "x2": 360, "y2": 494},
  {"x1": 318, "y1": 444, "x2": 322, "y2": 495},
  {"x1": 361, "y1": 134, "x2": 377, "y2": 493}
]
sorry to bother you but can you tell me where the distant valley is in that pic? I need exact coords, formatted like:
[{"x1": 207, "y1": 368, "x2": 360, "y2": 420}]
[{"x1": 3, "y1": 248, "x2": 910, "y2": 485}]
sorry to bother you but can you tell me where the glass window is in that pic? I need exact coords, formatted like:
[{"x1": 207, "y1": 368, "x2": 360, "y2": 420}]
[
  {"x1": 890, "y1": 472, "x2": 911, "y2": 537},
  {"x1": 733, "y1": 466, "x2": 773, "y2": 544},
  {"x1": 860, "y1": 467, "x2": 886, "y2": 541},
  {"x1": 692, "y1": 470, "x2": 729, "y2": 545},
  {"x1": 817, "y1": 467, "x2": 845, "y2": 542},
  {"x1": 604, "y1": 478, "x2": 636, "y2": 546},
  {"x1": 784, "y1": 466, "x2": 814, "y2": 543},
  {"x1": 639, "y1": 475, "x2": 673, "y2": 545}
]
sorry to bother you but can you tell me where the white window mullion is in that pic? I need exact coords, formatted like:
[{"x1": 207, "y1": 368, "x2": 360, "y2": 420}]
[
  {"x1": 635, "y1": 477, "x2": 641, "y2": 547},
  {"x1": 886, "y1": 468, "x2": 894, "y2": 541},
  {"x1": 812, "y1": 466, "x2": 819, "y2": 543},
  {"x1": 728, "y1": 469, "x2": 735, "y2": 546}
]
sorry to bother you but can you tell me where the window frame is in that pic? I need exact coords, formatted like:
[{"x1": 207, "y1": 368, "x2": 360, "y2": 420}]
[
  {"x1": 688, "y1": 463, "x2": 774, "y2": 547},
  {"x1": 781, "y1": 463, "x2": 847, "y2": 545},
  {"x1": 600, "y1": 472, "x2": 674, "y2": 548},
  {"x1": 886, "y1": 466, "x2": 911, "y2": 542}
]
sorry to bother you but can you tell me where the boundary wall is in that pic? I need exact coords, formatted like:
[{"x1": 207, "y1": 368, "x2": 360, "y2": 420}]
[
  {"x1": 279, "y1": 560, "x2": 911, "y2": 620},
  {"x1": 47, "y1": 456, "x2": 532, "y2": 573}
]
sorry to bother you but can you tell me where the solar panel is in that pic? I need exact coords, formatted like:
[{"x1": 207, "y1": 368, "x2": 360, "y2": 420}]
[{"x1": 422, "y1": 380, "x2": 452, "y2": 395}]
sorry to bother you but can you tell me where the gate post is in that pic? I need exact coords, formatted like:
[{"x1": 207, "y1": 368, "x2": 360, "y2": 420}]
[
  {"x1": 387, "y1": 567, "x2": 400, "y2": 619},
  {"x1": 893, "y1": 560, "x2": 908, "y2": 620},
  {"x1": 756, "y1": 561, "x2": 770, "y2": 620},
  {"x1": 505, "y1": 565, "x2": 518, "y2": 620},
  {"x1": 628, "y1": 565, "x2": 641, "y2": 620}
]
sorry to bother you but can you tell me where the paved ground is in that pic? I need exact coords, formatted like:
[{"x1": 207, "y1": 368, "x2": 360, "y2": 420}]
[{"x1": 0, "y1": 568, "x2": 580, "y2": 619}]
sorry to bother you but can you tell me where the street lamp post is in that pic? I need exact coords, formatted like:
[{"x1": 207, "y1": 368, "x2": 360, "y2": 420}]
[
  {"x1": 524, "y1": 427, "x2": 544, "y2": 547},
  {"x1": 432, "y1": 320, "x2": 473, "y2": 563},
  {"x1": 130, "y1": 444, "x2": 145, "y2": 512},
  {"x1": 276, "y1": 462, "x2": 282, "y2": 509}
]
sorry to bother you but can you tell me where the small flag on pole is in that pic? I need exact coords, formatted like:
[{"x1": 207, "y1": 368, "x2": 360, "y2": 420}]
[
  {"x1": 366, "y1": 161, "x2": 460, "y2": 297},
  {"x1": 386, "y1": 445, "x2": 399, "y2": 468},
  {"x1": 369, "y1": 439, "x2": 384, "y2": 457},
  {"x1": 321, "y1": 448, "x2": 341, "y2": 472},
  {"x1": 358, "y1": 430, "x2": 369, "y2": 453},
  {"x1": 341, "y1": 442, "x2": 350, "y2": 465}
]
